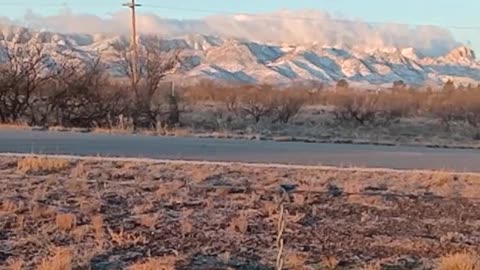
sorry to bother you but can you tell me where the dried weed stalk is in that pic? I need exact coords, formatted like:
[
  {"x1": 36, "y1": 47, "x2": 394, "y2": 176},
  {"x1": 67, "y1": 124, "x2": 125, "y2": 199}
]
[{"x1": 17, "y1": 157, "x2": 69, "y2": 174}]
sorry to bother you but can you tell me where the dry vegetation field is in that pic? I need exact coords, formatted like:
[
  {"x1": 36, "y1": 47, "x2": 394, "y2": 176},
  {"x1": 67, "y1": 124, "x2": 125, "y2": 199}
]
[
  {"x1": 2, "y1": 156, "x2": 480, "y2": 269},
  {"x1": 179, "y1": 82, "x2": 480, "y2": 148}
]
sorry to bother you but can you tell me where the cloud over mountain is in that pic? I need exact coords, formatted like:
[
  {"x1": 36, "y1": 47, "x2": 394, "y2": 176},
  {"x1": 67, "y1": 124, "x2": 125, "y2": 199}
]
[{"x1": 4, "y1": 8, "x2": 462, "y2": 57}]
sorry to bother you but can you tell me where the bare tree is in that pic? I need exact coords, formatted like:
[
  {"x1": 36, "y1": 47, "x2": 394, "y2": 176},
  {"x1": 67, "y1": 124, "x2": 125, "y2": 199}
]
[
  {"x1": 466, "y1": 107, "x2": 480, "y2": 128},
  {"x1": 217, "y1": 88, "x2": 241, "y2": 116},
  {"x1": 443, "y1": 80, "x2": 456, "y2": 92},
  {"x1": 119, "y1": 37, "x2": 181, "y2": 130},
  {"x1": 238, "y1": 87, "x2": 276, "y2": 123},
  {"x1": 272, "y1": 90, "x2": 307, "y2": 123},
  {"x1": 0, "y1": 42, "x2": 55, "y2": 123},
  {"x1": 459, "y1": 87, "x2": 480, "y2": 128},
  {"x1": 374, "y1": 89, "x2": 417, "y2": 125},
  {"x1": 428, "y1": 89, "x2": 466, "y2": 130},
  {"x1": 392, "y1": 80, "x2": 407, "y2": 90},
  {"x1": 40, "y1": 55, "x2": 126, "y2": 128},
  {"x1": 329, "y1": 89, "x2": 379, "y2": 125},
  {"x1": 336, "y1": 79, "x2": 349, "y2": 91}
]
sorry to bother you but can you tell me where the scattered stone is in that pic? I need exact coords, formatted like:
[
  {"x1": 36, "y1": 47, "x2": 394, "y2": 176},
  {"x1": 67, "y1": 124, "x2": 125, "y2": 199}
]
[{"x1": 327, "y1": 184, "x2": 343, "y2": 197}]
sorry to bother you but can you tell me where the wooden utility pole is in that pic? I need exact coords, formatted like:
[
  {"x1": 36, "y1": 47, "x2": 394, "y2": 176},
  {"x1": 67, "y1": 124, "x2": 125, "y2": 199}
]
[{"x1": 123, "y1": 0, "x2": 141, "y2": 85}]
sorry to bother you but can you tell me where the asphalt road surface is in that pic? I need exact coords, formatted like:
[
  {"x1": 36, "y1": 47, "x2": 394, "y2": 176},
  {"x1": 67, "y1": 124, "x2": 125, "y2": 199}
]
[{"x1": 0, "y1": 129, "x2": 479, "y2": 172}]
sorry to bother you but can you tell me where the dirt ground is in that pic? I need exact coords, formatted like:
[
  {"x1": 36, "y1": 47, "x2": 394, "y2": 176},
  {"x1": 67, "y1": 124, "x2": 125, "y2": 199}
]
[{"x1": 1, "y1": 156, "x2": 480, "y2": 269}]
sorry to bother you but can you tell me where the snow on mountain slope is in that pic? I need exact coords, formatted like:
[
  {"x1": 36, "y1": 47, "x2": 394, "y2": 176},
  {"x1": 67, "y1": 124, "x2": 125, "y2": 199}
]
[{"x1": 0, "y1": 25, "x2": 479, "y2": 87}]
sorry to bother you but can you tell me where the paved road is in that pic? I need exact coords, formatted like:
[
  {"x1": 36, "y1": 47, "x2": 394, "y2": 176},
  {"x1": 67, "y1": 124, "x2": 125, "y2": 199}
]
[{"x1": 0, "y1": 129, "x2": 479, "y2": 172}]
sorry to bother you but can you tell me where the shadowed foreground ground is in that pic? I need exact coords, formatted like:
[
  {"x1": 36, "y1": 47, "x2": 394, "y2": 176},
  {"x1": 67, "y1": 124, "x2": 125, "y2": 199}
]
[{"x1": 1, "y1": 156, "x2": 480, "y2": 269}]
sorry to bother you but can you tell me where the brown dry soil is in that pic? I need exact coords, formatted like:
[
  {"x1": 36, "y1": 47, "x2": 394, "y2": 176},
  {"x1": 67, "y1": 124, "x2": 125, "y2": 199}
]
[{"x1": 1, "y1": 157, "x2": 480, "y2": 269}]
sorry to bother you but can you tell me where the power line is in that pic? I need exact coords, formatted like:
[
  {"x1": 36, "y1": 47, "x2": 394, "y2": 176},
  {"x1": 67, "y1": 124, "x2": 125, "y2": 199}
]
[
  {"x1": 0, "y1": 2, "x2": 115, "y2": 7},
  {"x1": 0, "y1": 2, "x2": 479, "y2": 31},
  {"x1": 141, "y1": 4, "x2": 480, "y2": 31}
]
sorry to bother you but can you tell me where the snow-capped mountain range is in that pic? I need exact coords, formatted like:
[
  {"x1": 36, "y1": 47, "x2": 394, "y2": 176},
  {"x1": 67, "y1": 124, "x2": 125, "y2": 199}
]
[{"x1": 1, "y1": 25, "x2": 479, "y2": 87}]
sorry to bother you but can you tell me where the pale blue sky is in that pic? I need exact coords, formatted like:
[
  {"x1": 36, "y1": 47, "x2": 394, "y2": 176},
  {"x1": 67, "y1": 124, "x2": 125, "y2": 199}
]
[{"x1": 3, "y1": 0, "x2": 480, "y2": 51}]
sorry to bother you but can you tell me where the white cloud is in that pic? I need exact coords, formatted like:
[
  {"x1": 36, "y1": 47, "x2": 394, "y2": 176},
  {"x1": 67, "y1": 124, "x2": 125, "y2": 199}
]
[{"x1": 1, "y1": 8, "x2": 462, "y2": 56}]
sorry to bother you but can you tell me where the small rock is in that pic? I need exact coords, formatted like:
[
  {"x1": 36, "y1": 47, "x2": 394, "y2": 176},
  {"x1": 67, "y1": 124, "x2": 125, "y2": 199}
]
[
  {"x1": 440, "y1": 232, "x2": 465, "y2": 243},
  {"x1": 364, "y1": 185, "x2": 388, "y2": 192},
  {"x1": 328, "y1": 184, "x2": 343, "y2": 197},
  {"x1": 280, "y1": 184, "x2": 298, "y2": 193}
]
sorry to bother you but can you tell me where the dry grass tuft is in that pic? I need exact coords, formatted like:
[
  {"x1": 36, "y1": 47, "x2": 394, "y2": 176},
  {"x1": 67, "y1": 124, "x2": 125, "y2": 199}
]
[
  {"x1": 79, "y1": 199, "x2": 100, "y2": 215},
  {"x1": 91, "y1": 215, "x2": 105, "y2": 246},
  {"x1": 66, "y1": 179, "x2": 88, "y2": 193},
  {"x1": 30, "y1": 204, "x2": 56, "y2": 220},
  {"x1": 439, "y1": 252, "x2": 480, "y2": 270},
  {"x1": 229, "y1": 212, "x2": 249, "y2": 234},
  {"x1": 292, "y1": 194, "x2": 306, "y2": 205},
  {"x1": 362, "y1": 262, "x2": 381, "y2": 270},
  {"x1": 107, "y1": 227, "x2": 146, "y2": 247},
  {"x1": 32, "y1": 186, "x2": 47, "y2": 202},
  {"x1": 0, "y1": 122, "x2": 29, "y2": 130},
  {"x1": 133, "y1": 202, "x2": 154, "y2": 215},
  {"x1": 17, "y1": 157, "x2": 70, "y2": 174},
  {"x1": 288, "y1": 212, "x2": 306, "y2": 223},
  {"x1": 93, "y1": 127, "x2": 130, "y2": 135},
  {"x1": 426, "y1": 171, "x2": 452, "y2": 188},
  {"x1": 179, "y1": 209, "x2": 194, "y2": 237},
  {"x1": 180, "y1": 220, "x2": 193, "y2": 238},
  {"x1": 71, "y1": 225, "x2": 89, "y2": 242},
  {"x1": 91, "y1": 215, "x2": 104, "y2": 232},
  {"x1": 323, "y1": 256, "x2": 339, "y2": 270},
  {"x1": 128, "y1": 256, "x2": 177, "y2": 270},
  {"x1": 7, "y1": 258, "x2": 24, "y2": 270},
  {"x1": 262, "y1": 201, "x2": 277, "y2": 217},
  {"x1": 137, "y1": 214, "x2": 158, "y2": 229},
  {"x1": 171, "y1": 128, "x2": 192, "y2": 137},
  {"x1": 15, "y1": 215, "x2": 25, "y2": 231},
  {"x1": 1, "y1": 200, "x2": 19, "y2": 214},
  {"x1": 55, "y1": 213, "x2": 77, "y2": 231},
  {"x1": 189, "y1": 166, "x2": 212, "y2": 183},
  {"x1": 284, "y1": 250, "x2": 308, "y2": 269},
  {"x1": 37, "y1": 247, "x2": 72, "y2": 270},
  {"x1": 70, "y1": 161, "x2": 87, "y2": 179},
  {"x1": 218, "y1": 252, "x2": 231, "y2": 264}
]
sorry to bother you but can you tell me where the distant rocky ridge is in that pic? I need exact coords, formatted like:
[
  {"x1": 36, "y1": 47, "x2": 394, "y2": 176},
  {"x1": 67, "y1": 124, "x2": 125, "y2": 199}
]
[{"x1": 0, "y1": 25, "x2": 479, "y2": 87}]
